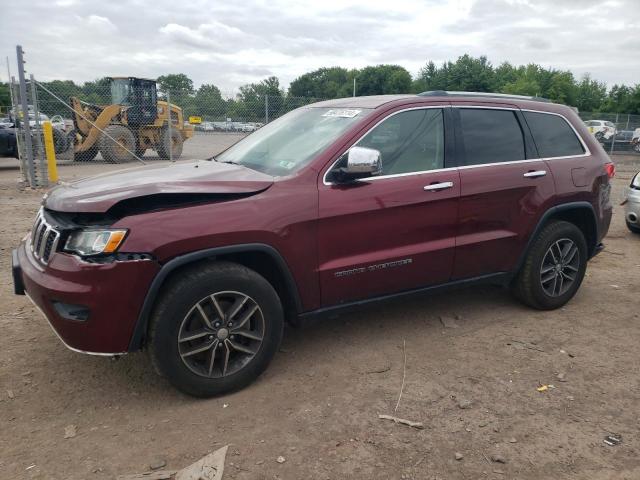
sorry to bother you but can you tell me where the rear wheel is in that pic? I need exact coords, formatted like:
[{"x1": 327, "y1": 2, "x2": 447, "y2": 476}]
[
  {"x1": 148, "y1": 262, "x2": 284, "y2": 397},
  {"x1": 512, "y1": 221, "x2": 588, "y2": 310},
  {"x1": 157, "y1": 127, "x2": 183, "y2": 160},
  {"x1": 98, "y1": 125, "x2": 136, "y2": 163}
]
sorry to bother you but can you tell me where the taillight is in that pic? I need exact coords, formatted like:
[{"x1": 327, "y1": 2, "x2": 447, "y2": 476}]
[{"x1": 604, "y1": 162, "x2": 615, "y2": 179}]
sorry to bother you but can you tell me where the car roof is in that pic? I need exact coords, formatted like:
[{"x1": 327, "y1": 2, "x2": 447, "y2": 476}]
[{"x1": 309, "y1": 91, "x2": 565, "y2": 111}]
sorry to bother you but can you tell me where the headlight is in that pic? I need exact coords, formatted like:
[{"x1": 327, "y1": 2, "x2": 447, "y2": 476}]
[
  {"x1": 632, "y1": 173, "x2": 640, "y2": 189},
  {"x1": 64, "y1": 229, "x2": 127, "y2": 256}
]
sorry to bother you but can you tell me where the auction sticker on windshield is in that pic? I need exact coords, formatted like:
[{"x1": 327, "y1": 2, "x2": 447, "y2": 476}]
[{"x1": 322, "y1": 109, "x2": 361, "y2": 118}]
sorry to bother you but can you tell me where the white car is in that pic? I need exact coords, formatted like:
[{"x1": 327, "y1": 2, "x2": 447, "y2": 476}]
[
  {"x1": 584, "y1": 120, "x2": 617, "y2": 142},
  {"x1": 631, "y1": 128, "x2": 640, "y2": 153},
  {"x1": 622, "y1": 171, "x2": 640, "y2": 233}
]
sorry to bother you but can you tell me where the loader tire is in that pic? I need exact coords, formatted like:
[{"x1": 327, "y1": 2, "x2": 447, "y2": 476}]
[
  {"x1": 99, "y1": 125, "x2": 136, "y2": 163},
  {"x1": 74, "y1": 145, "x2": 99, "y2": 162},
  {"x1": 157, "y1": 128, "x2": 183, "y2": 160}
]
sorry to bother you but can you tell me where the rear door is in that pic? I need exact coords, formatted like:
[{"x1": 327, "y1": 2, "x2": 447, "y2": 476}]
[
  {"x1": 451, "y1": 105, "x2": 556, "y2": 279},
  {"x1": 317, "y1": 106, "x2": 460, "y2": 306}
]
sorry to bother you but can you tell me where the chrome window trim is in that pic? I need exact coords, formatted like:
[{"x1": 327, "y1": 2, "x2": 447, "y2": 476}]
[
  {"x1": 322, "y1": 105, "x2": 591, "y2": 186},
  {"x1": 322, "y1": 105, "x2": 449, "y2": 186}
]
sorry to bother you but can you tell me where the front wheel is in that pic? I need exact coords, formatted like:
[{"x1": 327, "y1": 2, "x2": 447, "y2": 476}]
[
  {"x1": 512, "y1": 221, "x2": 588, "y2": 310},
  {"x1": 148, "y1": 262, "x2": 284, "y2": 397}
]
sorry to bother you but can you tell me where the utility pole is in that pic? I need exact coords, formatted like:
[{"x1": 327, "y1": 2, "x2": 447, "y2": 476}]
[
  {"x1": 16, "y1": 45, "x2": 36, "y2": 187},
  {"x1": 353, "y1": 78, "x2": 356, "y2": 97}
]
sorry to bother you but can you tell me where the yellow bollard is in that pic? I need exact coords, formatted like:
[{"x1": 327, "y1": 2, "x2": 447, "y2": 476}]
[{"x1": 42, "y1": 121, "x2": 59, "y2": 183}]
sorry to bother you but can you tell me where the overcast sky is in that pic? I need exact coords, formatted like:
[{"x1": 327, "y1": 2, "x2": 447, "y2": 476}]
[{"x1": 2, "y1": 0, "x2": 638, "y2": 94}]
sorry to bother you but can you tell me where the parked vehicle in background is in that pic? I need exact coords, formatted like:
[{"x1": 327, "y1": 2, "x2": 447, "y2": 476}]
[
  {"x1": 0, "y1": 116, "x2": 15, "y2": 128},
  {"x1": 27, "y1": 113, "x2": 50, "y2": 127},
  {"x1": 632, "y1": 128, "x2": 640, "y2": 153},
  {"x1": 0, "y1": 127, "x2": 18, "y2": 158},
  {"x1": 241, "y1": 123, "x2": 261, "y2": 133},
  {"x1": 12, "y1": 91, "x2": 614, "y2": 397},
  {"x1": 622, "y1": 171, "x2": 640, "y2": 233},
  {"x1": 584, "y1": 120, "x2": 617, "y2": 142}
]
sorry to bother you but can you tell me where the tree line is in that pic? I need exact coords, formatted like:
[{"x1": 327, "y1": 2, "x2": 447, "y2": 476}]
[{"x1": 1, "y1": 55, "x2": 638, "y2": 121}]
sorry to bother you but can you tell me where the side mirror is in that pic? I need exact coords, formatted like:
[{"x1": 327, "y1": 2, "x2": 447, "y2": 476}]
[{"x1": 333, "y1": 146, "x2": 382, "y2": 182}]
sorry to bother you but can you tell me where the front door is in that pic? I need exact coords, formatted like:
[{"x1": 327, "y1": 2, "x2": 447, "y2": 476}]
[
  {"x1": 317, "y1": 107, "x2": 460, "y2": 306},
  {"x1": 451, "y1": 106, "x2": 556, "y2": 279}
]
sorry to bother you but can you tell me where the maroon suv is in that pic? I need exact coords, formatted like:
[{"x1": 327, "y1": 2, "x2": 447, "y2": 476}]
[{"x1": 12, "y1": 92, "x2": 614, "y2": 397}]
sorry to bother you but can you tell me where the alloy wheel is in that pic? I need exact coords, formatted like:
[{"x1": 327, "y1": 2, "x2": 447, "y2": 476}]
[
  {"x1": 177, "y1": 291, "x2": 265, "y2": 378},
  {"x1": 539, "y1": 238, "x2": 580, "y2": 297}
]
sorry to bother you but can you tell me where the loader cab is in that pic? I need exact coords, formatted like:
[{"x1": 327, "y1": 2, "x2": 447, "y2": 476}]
[{"x1": 110, "y1": 77, "x2": 158, "y2": 125}]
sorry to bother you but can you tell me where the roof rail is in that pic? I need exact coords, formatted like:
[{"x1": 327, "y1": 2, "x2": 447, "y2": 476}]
[{"x1": 417, "y1": 90, "x2": 552, "y2": 103}]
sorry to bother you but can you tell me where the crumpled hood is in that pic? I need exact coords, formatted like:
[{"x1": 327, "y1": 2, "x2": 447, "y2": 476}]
[{"x1": 44, "y1": 160, "x2": 274, "y2": 213}]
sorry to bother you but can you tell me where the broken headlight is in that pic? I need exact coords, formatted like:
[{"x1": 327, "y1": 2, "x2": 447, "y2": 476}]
[{"x1": 64, "y1": 229, "x2": 128, "y2": 256}]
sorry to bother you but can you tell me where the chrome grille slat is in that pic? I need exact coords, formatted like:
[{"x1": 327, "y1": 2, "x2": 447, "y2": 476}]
[{"x1": 30, "y1": 209, "x2": 61, "y2": 265}]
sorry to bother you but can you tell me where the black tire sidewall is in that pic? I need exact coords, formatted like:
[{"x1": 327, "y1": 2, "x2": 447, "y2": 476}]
[
  {"x1": 526, "y1": 222, "x2": 588, "y2": 309},
  {"x1": 150, "y1": 264, "x2": 284, "y2": 397},
  {"x1": 99, "y1": 125, "x2": 136, "y2": 163},
  {"x1": 626, "y1": 220, "x2": 640, "y2": 234}
]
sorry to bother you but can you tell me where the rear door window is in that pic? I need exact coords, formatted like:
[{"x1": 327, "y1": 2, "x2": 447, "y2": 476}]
[
  {"x1": 458, "y1": 108, "x2": 525, "y2": 166},
  {"x1": 524, "y1": 111, "x2": 585, "y2": 158}
]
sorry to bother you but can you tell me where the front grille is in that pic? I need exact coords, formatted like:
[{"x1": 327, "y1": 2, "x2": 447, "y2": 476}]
[{"x1": 30, "y1": 210, "x2": 61, "y2": 264}]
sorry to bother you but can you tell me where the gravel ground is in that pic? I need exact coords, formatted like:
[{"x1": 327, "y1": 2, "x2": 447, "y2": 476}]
[{"x1": 0, "y1": 152, "x2": 639, "y2": 480}]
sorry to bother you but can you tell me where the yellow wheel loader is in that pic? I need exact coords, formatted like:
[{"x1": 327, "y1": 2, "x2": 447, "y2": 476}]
[{"x1": 71, "y1": 77, "x2": 194, "y2": 163}]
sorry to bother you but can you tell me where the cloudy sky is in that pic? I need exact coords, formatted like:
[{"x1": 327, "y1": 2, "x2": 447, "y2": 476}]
[{"x1": 1, "y1": 0, "x2": 638, "y2": 94}]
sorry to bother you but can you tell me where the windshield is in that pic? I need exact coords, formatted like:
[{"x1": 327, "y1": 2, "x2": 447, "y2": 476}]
[
  {"x1": 111, "y1": 79, "x2": 131, "y2": 105},
  {"x1": 216, "y1": 107, "x2": 370, "y2": 176}
]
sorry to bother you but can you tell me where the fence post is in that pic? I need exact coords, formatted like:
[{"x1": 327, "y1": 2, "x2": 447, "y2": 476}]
[
  {"x1": 30, "y1": 74, "x2": 47, "y2": 187},
  {"x1": 42, "y1": 121, "x2": 58, "y2": 183},
  {"x1": 16, "y1": 45, "x2": 36, "y2": 188},
  {"x1": 166, "y1": 90, "x2": 173, "y2": 162},
  {"x1": 6, "y1": 57, "x2": 25, "y2": 177},
  {"x1": 626, "y1": 114, "x2": 630, "y2": 130},
  {"x1": 610, "y1": 113, "x2": 618, "y2": 155},
  {"x1": 265, "y1": 94, "x2": 269, "y2": 124}
]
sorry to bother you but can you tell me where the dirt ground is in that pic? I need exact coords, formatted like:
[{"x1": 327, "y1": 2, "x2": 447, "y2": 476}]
[{"x1": 1, "y1": 154, "x2": 639, "y2": 480}]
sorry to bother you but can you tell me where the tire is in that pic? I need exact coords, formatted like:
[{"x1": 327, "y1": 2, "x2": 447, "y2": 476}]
[
  {"x1": 512, "y1": 221, "x2": 588, "y2": 310},
  {"x1": 74, "y1": 145, "x2": 99, "y2": 162},
  {"x1": 633, "y1": 142, "x2": 640, "y2": 154},
  {"x1": 157, "y1": 127, "x2": 183, "y2": 160},
  {"x1": 98, "y1": 125, "x2": 136, "y2": 163},
  {"x1": 52, "y1": 127, "x2": 69, "y2": 155},
  {"x1": 627, "y1": 220, "x2": 640, "y2": 234},
  {"x1": 148, "y1": 261, "x2": 284, "y2": 397}
]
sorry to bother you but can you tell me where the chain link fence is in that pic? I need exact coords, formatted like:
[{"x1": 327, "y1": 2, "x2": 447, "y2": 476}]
[
  {"x1": 4, "y1": 46, "x2": 639, "y2": 188},
  {"x1": 577, "y1": 112, "x2": 640, "y2": 155}
]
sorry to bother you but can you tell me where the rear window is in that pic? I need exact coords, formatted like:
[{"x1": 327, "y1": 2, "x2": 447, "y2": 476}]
[
  {"x1": 459, "y1": 109, "x2": 525, "y2": 165},
  {"x1": 524, "y1": 111, "x2": 585, "y2": 158}
]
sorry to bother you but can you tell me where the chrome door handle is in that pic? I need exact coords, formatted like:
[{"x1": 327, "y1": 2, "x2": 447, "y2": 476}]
[
  {"x1": 523, "y1": 170, "x2": 547, "y2": 178},
  {"x1": 423, "y1": 181, "x2": 454, "y2": 191}
]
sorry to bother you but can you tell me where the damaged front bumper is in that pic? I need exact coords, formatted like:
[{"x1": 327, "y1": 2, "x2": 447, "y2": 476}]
[{"x1": 13, "y1": 241, "x2": 160, "y2": 355}]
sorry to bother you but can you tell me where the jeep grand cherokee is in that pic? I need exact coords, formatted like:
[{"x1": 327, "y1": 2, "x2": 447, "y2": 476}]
[{"x1": 12, "y1": 91, "x2": 614, "y2": 397}]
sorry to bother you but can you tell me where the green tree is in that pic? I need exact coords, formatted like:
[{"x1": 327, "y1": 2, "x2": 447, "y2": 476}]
[
  {"x1": 288, "y1": 67, "x2": 355, "y2": 98},
  {"x1": 235, "y1": 76, "x2": 284, "y2": 121},
  {"x1": 194, "y1": 84, "x2": 226, "y2": 120},
  {"x1": 80, "y1": 77, "x2": 112, "y2": 105},
  {"x1": 0, "y1": 83, "x2": 11, "y2": 112},
  {"x1": 355, "y1": 65, "x2": 412, "y2": 96},
  {"x1": 157, "y1": 73, "x2": 195, "y2": 98}
]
